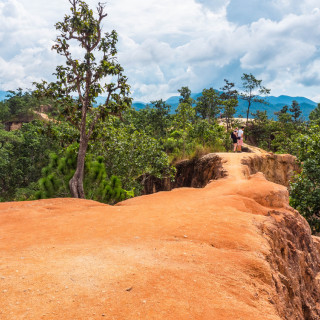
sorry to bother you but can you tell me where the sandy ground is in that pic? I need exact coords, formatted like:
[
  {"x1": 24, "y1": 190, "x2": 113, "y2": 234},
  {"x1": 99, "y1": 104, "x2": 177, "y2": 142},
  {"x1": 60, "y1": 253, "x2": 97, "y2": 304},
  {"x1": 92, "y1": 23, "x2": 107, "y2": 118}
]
[{"x1": 0, "y1": 152, "x2": 287, "y2": 319}]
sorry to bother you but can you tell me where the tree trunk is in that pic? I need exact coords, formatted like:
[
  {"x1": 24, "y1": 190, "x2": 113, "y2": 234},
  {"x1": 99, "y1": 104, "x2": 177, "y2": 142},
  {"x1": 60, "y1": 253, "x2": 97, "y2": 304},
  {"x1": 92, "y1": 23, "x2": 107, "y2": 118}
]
[
  {"x1": 246, "y1": 100, "x2": 251, "y2": 125},
  {"x1": 69, "y1": 137, "x2": 88, "y2": 198}
]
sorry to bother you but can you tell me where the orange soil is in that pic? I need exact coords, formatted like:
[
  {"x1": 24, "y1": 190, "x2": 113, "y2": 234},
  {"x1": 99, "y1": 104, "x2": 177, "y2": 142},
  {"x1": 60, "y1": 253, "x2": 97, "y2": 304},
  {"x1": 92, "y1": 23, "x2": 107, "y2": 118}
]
[{"x1": 0, "y1": 153, "x2": 289, "y2": 319}]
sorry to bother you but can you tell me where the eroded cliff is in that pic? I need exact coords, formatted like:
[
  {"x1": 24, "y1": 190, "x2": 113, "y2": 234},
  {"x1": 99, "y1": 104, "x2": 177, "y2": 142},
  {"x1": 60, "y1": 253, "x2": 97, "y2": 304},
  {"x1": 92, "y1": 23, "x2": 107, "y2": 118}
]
[
  {"x1": 144, "y1": 149, "x2": 299, "y2": 194},
  {"x1": 0, "y1": 151, "x2": 319, "y2": 320}
]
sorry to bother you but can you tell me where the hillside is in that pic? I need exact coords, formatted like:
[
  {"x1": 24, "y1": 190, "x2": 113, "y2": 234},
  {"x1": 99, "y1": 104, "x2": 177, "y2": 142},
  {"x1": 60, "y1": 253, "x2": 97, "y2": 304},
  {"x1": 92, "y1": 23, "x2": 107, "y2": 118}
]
[{"x1": 1, "y1": 151, "x2": 320, "y2": 319}]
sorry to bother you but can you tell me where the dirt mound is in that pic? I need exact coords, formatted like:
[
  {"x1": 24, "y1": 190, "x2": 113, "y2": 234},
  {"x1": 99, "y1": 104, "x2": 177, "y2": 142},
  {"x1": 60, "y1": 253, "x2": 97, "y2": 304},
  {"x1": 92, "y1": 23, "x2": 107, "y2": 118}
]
[{"x1": 0, "y1": 153, "x2": 319, "y2": 319}]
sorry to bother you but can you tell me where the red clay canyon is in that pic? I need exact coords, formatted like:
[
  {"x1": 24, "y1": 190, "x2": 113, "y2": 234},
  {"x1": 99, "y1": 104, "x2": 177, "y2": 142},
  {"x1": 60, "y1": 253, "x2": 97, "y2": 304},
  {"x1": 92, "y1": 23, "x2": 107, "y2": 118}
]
[{"x1": 1, "y1": 151, "x2": 319, "y2": 320}]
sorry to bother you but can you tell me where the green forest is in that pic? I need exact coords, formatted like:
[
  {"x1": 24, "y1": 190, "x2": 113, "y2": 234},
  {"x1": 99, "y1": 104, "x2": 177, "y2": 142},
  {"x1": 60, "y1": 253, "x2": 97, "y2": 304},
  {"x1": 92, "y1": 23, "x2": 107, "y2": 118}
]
[{"x1": 0, "y1": 0, "x2": 320, "y2": 234}]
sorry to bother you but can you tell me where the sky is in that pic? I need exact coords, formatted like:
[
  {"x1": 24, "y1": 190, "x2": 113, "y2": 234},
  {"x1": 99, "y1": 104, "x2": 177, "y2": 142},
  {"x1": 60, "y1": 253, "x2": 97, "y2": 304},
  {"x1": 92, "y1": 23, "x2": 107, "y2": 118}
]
[{"x1": 1, "y1": 0, "x2": 320, "y2": 102}]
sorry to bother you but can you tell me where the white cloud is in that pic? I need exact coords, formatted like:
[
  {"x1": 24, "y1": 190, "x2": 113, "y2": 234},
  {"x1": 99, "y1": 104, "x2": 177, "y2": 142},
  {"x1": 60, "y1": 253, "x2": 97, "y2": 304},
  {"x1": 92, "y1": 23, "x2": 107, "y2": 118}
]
[{"x1": 0, "y1": 0, "x2": 320, "y2": 103}]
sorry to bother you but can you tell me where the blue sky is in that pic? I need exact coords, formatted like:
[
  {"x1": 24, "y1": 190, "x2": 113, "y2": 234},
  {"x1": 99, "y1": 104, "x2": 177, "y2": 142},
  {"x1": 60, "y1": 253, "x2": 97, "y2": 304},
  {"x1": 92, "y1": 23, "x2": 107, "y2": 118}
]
[{"x1": 1, "y1": 0, "x2": 320, "y2": 102}]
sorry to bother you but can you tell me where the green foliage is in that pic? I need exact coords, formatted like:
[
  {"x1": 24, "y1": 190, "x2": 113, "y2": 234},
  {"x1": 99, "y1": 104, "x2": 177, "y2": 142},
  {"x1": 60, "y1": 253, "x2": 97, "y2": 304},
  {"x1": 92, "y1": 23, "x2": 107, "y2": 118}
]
[
  {"x1": 36, "y1": 145, "x2": 131, "y2": 204},
  {"x1": 290, "y1": 124, "x2": 320, "y2": 234},
  {"x1": 178, "y1": 86, "x2": 193, "y2": 104},
  {"x1": 91, "y1": 118, "x2": 174, "y2": 193},
  {"x1": 309, "y1": 103, "x2": 320, "y2": 122},
  {"x1": 174, "y1": 102, "x2": 196, "y2": 156},
  {"x1": 0, "y1": 89, "x2": 39, "y2": 122},
  {"x1": 195, "y1": 88, "x2": 222, "y2": 122},
  {"x1": 124, "y1": 100, "x2": 171, "y2": 140},
  {"x1": 219, "y1": 79, "x2": 238, "y2": 131},
  {"x1": 7, "y1": 69, "x2": 319, "y2": 211},
  {"x1": 0, "y1": 121, "x2": 62, "y2": 201},
  {"x1": 289, "y1": 100, "x2": 302, "y2": 123},
  {"x1": 245, "y1": 103, "x2": 308, "y2": 154}
]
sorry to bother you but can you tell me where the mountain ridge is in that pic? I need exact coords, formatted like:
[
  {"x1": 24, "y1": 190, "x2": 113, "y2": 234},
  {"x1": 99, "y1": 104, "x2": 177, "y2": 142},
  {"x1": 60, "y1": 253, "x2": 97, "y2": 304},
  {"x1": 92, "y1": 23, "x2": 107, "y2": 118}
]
[
  {"x1": 133, "y1": 93, "x2": 317, "y2": 119},
  {"x1": 0, "y1": 90, "x2": 317, "y2": 119}
]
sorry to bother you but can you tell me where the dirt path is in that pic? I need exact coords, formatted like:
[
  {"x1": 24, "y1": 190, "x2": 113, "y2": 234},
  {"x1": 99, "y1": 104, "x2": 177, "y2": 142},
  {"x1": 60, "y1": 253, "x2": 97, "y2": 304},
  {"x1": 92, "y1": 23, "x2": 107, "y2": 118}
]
[{"x1": 216, "y1": 144, "x2": 268, "y2": 181}]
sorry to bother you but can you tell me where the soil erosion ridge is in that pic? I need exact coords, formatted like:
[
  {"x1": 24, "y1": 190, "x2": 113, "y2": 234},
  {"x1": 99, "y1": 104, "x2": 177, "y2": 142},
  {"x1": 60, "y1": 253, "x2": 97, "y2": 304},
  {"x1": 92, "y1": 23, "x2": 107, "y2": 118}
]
[{"x1": 1, "y1": 150, "x2": 320, "y2": 319}]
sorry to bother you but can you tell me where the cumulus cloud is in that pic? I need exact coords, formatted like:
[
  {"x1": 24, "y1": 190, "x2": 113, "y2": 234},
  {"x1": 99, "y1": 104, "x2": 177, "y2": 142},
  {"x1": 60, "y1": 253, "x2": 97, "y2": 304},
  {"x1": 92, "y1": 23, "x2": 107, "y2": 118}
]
[{"x1": 1, "y1": 0, "x2": 320, "y2": 102}]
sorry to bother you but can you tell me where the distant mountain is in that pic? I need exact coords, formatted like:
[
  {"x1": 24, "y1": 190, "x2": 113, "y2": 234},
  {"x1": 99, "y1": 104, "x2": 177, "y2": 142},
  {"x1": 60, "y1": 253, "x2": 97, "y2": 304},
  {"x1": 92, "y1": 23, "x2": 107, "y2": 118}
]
[
  {"x1": 236, "y1": 95, "x2": 317, "y2": 119},
  {"x1": 132, "y1": 93, "x2": 318, "y2": 119}
]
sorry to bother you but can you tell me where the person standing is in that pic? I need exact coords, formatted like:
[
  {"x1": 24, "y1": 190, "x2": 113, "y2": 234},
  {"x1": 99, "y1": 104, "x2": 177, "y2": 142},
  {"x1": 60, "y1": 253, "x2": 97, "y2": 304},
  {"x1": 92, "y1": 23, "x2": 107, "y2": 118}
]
[
  {"x1": 231, "y1": 128, "x2": 238, "y2": 152},
  {"x1": 237, "y1": 126, "x2": 244, "y2": 152}
]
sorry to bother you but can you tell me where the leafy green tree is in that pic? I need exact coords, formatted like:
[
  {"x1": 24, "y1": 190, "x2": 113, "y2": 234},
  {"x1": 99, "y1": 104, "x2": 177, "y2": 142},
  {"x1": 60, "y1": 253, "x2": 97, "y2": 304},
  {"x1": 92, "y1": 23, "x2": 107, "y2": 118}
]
[
  {"x1": 274, "y1": 105, "x2": 292, "y2": 124},
  {"x1": 34, "y1": 0, "x2": 131, "y2": 199},
  {"x1": 149, "y1": 99, "x2": 171, "y2": 138},
  {"x1": 0, "y1": 126, "x2": 21, "y2": 200},
  {"x1": 123, "y1": 101, "x2": 172, "y2": 142},
  {"x1": 221, "y1": 99, "x2": 237, "y2": 131},
  {"x1": 220, "y1": 79, "x2": 238, "y2": 131},
  {"x1": 309, "y1": 103, "x2": 320, "y2": 122},
  {"x1": 246, "y1": 110, "x2": 272, "y2": 149},
  {"x1": 91, "y1": 118, "x2": 174, "y2": 193},
  {"x1": 175, "y1": 102, "x2": 196, "y2": 156},
  {"x1": 190, "y1": 120, "x2": 224, "y2": 148},
  {"x1": 220, "y1": 79, "x2": 238, "y2": 100},
  {"x1": 290, "y1": 124, "x2": 320, "y2": 234},
  {"x1": 0, "y1": 121, "x2": 63, "y2": 201},
  {"x1": 178, "y1": 86, "x2": 193, "y2": 104},
  {"x1": 240, "y1": 73, "x2": 270, "y2": 125},
  {"x1": 195, "y1": 88, "x2": 222, "y2": 123},
  {"x1": 289, "y1": 100, "x2": 302, "y2": 123}
]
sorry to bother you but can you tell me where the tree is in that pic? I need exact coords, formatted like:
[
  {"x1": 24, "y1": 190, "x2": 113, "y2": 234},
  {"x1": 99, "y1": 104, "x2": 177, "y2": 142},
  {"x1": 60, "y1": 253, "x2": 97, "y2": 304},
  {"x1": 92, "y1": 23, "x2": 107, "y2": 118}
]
[
  {"x1": 34, "y1": 0, "x2": 131, "y2": 199},
  {"x1": 178, "y1": 86, "x2": 193, "y2": 104},
  {"x1": 309, "y1": 103, "x2": 320, "y2": 122},
  {"x1": 220, "y1": 79, "x2": 238, "y2": 101},
  {"x1": 220, "y1": 79, "x2": 238, "y2": 131},
  {"x1": 148, "y1": 99, "x2": 171, "y2": 139},
  {"x1": 274, "y1": 105, "x2": 292, "y2": 124},
  {"x1": 289, "y1": 100, "x2": 302, "y2": 123},
  {"x1": 195, "y1": 88, "x2": 222, "y2": 123},
  {"x1": 290, "y1": 124, "x2": 320, "y2": 234},
  {"x1": 0, "y1": 121, "x2": 63, "y2": 201},
  {"x1": 221, "y1": 99, "x2": 237, "y2": 131},
  {"x1": 91, "y1": 120, "x2": 174, "y2": 193},
  {"x1": 175, "y1": 103, "x2": 196, "y2": 156},
  {"x1": 240, "y1": 73, "x2": 270, "y2": 125}
]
